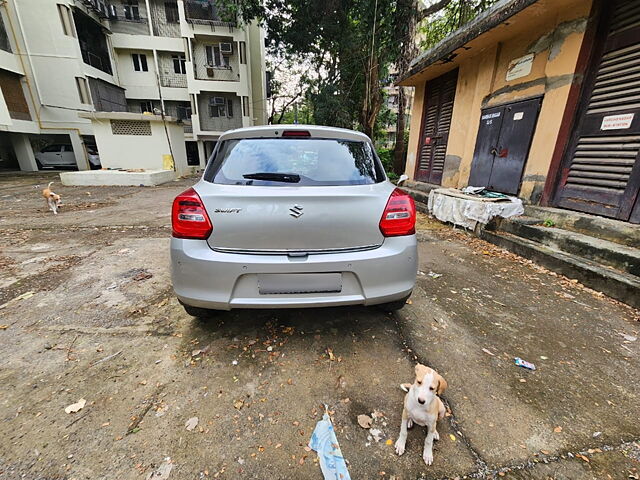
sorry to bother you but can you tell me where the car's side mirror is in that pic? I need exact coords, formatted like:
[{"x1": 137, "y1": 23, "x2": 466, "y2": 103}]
[{"x1": 397, "y1": 174, "x2": 409, "y2": 186}]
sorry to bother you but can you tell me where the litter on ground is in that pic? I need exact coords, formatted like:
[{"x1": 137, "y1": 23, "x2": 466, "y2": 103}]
[
  {"x1": 514, "y1": 357, "x2": 536, "y2": 370},
  {"x1": 309, "y1": 407, "x2": 351, "y2": 480},
  {"x1": 64, "y1": 398, "x2": 87, "y2": 414}
]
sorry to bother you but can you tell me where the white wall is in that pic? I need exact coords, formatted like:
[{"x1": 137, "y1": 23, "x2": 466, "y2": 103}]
[
  {"x1": 116, "y1": 49, "x2": 157, "y2": 95},
  {"x1": 90, "y1": 116, "x2": 188, "y2": 174}
]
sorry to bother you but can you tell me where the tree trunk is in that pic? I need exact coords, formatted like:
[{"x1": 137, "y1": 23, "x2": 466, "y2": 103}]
[
  {"x1": 392, "y1": 0, "x2": 417, "y2": 175},
  {"x1": 360, "y1": 52, "x2": 382, "y2": 139},
  {"x1": 393, "y1": 86, "x2": 407, "y2": 174}
]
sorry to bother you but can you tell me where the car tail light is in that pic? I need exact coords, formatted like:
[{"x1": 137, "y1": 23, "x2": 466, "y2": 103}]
[
  {"x1": 172, "y1": 188, "x2": 212, "y2": 239},
  {"x1": 282, "y1": 130, "x2": 311, "y2": 137},
  {"x1": 379, "y1": 188, "x2": 416, "y2": 237}
]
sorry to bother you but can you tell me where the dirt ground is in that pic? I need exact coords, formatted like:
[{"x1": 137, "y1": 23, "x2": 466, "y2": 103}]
[{"x1": 0, "y1": 172, "x2": 638, "y2": 480}]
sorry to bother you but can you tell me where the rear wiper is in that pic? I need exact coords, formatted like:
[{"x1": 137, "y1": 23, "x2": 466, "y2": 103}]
[{"x1": 242, "y1": 172, "x2": 301, "y2": 183}]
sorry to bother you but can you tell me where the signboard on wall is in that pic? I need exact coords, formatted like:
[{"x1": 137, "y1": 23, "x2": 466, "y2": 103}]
[
  {"x1": 506, "y1": 54, "x2": 534, "y2": 81},
  {"x1": 601, "y1": 113, "x2": 635, "y2": 130}
]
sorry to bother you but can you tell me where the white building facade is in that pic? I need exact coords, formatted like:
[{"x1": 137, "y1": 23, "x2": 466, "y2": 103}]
[{"x1": 0, "y1": 0, "x2": 268, "y2": 172}]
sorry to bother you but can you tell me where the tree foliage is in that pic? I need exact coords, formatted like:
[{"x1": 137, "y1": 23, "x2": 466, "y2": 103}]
[
  {"x1": 217, "y1": 0, "x2": 415, "y2": 138},
  {"x1": 418, "y1": 0, "x2": 497, "y2": 50}
]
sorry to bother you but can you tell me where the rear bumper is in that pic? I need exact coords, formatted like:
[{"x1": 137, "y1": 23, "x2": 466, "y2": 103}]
[{"x1": 171, "y1": 236, "x2": 418, "y2": 310}]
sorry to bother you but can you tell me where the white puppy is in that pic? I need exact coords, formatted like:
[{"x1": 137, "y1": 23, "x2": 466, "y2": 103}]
[{"x1": 395, "y1": 363, "x2": 448, "y2": 466}]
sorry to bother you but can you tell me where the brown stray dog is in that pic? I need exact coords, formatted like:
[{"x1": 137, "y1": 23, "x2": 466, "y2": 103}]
[
  {"x1": 395, "y1": 363, "x2": 448, "y2": 466},
  {"x1": 42, "y1": 182, "x2": 62, "y2": 215}
]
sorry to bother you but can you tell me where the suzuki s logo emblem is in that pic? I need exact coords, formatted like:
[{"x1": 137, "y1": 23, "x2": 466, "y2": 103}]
[{"x1": 289, "y1": 205, "x2": 304, "y2": 218}]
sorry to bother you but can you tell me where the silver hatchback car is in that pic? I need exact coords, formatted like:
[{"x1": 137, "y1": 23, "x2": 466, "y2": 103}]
[{"x1": 170, "y1": 125, "x2": 417, "y2": 315}]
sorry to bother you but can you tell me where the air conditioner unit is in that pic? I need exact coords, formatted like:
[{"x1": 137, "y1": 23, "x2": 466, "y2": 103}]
[
  {"x1": 219, "y1": 43, "x2": 233, "y2": 55},
  {"x1": 213, "y1": 97, "x2": 225, "y2": 105},
  {"x1": 206, "y1": 67, "x2": 215, "y2": 78}
]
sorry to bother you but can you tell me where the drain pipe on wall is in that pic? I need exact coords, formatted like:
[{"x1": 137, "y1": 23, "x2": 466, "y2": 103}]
[{"x1": 154, "y1": 69, "x2": 176, "y2": 173}]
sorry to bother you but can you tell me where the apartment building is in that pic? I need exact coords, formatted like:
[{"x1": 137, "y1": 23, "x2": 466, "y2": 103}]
[{"x1": 0, "y1": 0, "x2": 267, "y2": 172}]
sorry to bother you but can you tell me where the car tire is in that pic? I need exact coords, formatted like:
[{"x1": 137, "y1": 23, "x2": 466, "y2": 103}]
[
  {"x1": 181, "y1": 303, "x2": 219, "y2": 319},
  {"x1": 378, "y1": 294, "x2": 412, "y2": 313}
]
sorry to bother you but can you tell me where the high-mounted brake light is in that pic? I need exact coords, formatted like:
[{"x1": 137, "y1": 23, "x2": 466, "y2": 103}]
[
  {"x1": 379, "y1": 188, "x2": 416, "y2": 237},
  {"x1": 172, "y1": 188, "x2": 213, "y2": 239},
  {"x1": 281, "y1": 130, "x2": 311, "y2": 137}
]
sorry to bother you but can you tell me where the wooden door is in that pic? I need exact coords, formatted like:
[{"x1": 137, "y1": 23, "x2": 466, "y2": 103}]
[
  {"x1": 554, "y1": 0, "x2": 640, "y2": 222},
  {"x1": 469, "y1": 98, "x2": 542, "y2": 195},
  {"x1": 415, "y1": 69, "x2": 458, "y2": 184}
]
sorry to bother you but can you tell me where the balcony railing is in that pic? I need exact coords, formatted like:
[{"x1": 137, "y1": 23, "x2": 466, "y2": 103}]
[
  {"x1": 160, "y1": 73, "x2": 187, "y2": 88},
  {"x1": 184, "y1": 0, "x2": 235, "y2": 30},
  {"x1": 80, "y1": 48, "x2": 113, "y2": 74},
  {"x1": 110, "y1": 15, "x2": 150, "y2": 35},
  {"x1": 195, "y1": 64, "x2": 238, "y2": 82}
]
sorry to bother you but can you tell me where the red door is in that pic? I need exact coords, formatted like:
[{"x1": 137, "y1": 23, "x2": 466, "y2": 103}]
[{"x1": 414, "y1": 69, "x2": 458, "y2": 184}]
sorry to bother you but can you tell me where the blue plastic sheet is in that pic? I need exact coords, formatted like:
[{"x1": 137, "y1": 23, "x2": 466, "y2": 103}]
[{"x1": 309, "y1": 412, "x2": 351, "y2": 480}]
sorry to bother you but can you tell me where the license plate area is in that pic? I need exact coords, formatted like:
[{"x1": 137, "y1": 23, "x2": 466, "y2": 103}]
[{"x1": 257, "y1": 273, "x2": 342, "y2": 294}]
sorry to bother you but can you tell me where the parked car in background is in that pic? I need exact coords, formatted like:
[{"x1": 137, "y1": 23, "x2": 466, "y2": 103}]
[
  {"x1": 86, "y1": 145, "x2": 101, "y2": 169},
  {"x1": 35, "y1": 144, "x2": 76, "y2": 169},
  {"x1": 35, "y1": 144, "x2": 101, "y2": 170},
  {"x1": 171, "y1": 125, "x2": 418, "y2": 316}
]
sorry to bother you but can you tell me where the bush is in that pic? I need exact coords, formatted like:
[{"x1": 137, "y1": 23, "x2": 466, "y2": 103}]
[{"x1": 377, "y1": 148, "x2": 398, "y2": 181}]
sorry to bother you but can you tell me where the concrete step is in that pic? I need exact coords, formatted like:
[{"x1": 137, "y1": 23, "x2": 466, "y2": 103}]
[
  {"x1": 480, "y1": 229, "x2": 640, "y2": 309},
  {"x1": 403, "y1": 180, "x2": 440, "y2": 195},
  {"x1": 495, "y1": 217, "x2": 640, "y2": 276},
  {"x1": 524, "y1": 205, "x2": 640, "y2": 248},
  {"x1": 400, "y1": 186, "x2": 431, "y2": 213}
]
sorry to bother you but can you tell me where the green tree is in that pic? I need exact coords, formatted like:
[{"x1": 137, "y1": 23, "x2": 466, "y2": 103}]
[{"x1": 217, "y1": 0, "x2": 413, "y2": 139}]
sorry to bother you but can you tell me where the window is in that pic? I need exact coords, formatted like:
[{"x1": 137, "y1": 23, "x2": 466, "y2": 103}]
[
  {"x1": 242, "y1": 96, "x2": 249, "y2": 117},
  {"x1": 176, "y1": 104, "x2": 192, "y2": 120},
  {"x1": 75, "y1": 77, "x2": 90, "y2": 104},
  {"x1": 206, "y1": 45, "x2": 229, "y2": 68},
  {"x1": 123, "y1": 0, "x2": 140, "y2": 21},
  {"x1": 57, "y1": 4, "x2": 75, "y2": 37},
  {"x1": 207, "y1": 139, "x2": 384, "y2": 186},
  {"x1": 208, "y1": 97, "x2": 232, "y2": 118},
  {"x1": 239, "y1": 41, "x2": 246, "y2": 64},
  {"x1": 132, "y1": 53, "x2": 148, "y2": 72},
  {"x1": 172, "y1": 54, "x2": 186, "y2": 74},
  {"x1": 164, "y1": 1, "x2": 179, "y2": 23},
  {"x1": 226, "y1": 98, "x2": 233, "y2": 117},
  {"x1": 140, "y1": 101, "x2": 154, "y2": 113}
]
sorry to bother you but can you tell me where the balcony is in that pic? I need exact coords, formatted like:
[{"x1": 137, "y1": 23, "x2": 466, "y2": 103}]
[
  {"x1": 158, "y1": 53, "x2": 188, "y2": 88},
  {"x1": 74, "y1": 10, "x2": 113, "y2": 75},
  {"x1": 193, "y1": 39, "x2": 240, "y2": 82},
  {"x1": 150, "y1": 0, "x2": 180, "y2": 38},
  {"x1": 197, "y1": 93, "x2": 241, "y2": 132},
  {"x1": 184, "y1": 0, "x2": 235, "y2": 31},
  {"x1": 110, "y1": 16, "x2": 150, "y2": 35}
]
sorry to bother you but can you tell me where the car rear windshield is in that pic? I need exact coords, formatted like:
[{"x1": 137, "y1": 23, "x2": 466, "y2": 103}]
[{"x1": 204, "y1": 138, "x2": 385, "y2": 186}]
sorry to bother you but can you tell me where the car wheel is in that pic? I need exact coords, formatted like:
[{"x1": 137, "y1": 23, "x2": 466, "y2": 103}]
[
  {"x1": 181, "y1": 303, "x2": 219, "y2": 319},
  {"x1": 378, "y1": 294, "x2": 412, "y2": 313}
]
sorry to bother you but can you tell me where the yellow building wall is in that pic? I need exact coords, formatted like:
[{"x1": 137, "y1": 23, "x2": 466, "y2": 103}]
[
  {"x1": 404, "y1": 0, "x2": 594, "y2": 203},
  {"x1": 405, "y1": 82, "x2": 424, "y2": 179}
]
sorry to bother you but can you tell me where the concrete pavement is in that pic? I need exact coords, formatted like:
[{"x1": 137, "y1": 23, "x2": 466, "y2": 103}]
[{"x1": 0, "y1": 172, "x2": 637, "y2": 479}]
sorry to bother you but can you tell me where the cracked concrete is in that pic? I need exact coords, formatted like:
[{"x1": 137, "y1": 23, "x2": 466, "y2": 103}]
[{"x1": 0, "y1": 173, "x2": 638, "y2": 479}]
